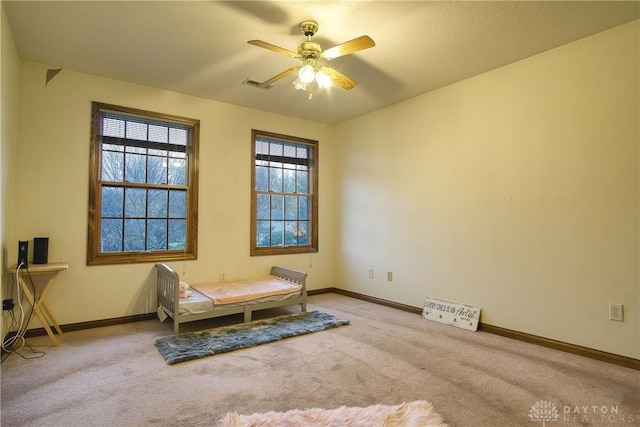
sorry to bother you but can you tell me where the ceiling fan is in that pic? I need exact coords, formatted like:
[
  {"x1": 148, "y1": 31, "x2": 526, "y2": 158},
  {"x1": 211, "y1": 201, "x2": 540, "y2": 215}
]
[{"x1": 247, "y1": 20, "x2": 375, "y2": 96}]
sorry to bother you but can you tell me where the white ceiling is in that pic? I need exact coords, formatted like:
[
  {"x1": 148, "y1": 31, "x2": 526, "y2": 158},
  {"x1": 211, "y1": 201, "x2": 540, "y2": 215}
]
[{"x1": 4, "y1": 1, "x2": 639, "y2": 125}]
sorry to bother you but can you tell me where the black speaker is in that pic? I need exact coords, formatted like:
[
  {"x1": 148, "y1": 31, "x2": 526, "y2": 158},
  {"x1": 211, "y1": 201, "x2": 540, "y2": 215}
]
[
  {"x1": 18, "y1": 240, "x2": 28, "y2": 269},
  {"x1": 33, "y1": 237, "x2": 49, "y2": 264}
]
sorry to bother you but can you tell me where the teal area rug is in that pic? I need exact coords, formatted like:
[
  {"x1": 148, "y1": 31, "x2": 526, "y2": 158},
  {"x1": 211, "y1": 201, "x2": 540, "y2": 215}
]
[{"x1": 155, "y1": 310, "x2": 349, "y2": 365}]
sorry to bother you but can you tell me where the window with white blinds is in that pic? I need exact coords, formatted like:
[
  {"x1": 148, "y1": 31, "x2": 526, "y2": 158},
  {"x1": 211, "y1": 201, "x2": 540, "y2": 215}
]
[
  {"x1": 250, "y1": 130, "x2": 318, "y2": 256},
  {"x1": 88, "y1": 102, "x2": 199, "y2": 265}
]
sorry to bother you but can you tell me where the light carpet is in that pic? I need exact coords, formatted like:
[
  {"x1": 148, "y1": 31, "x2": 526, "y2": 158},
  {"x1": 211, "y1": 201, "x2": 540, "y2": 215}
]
[
  {"x1": 155, "y1": 310, "x2": 349, "y2": 364},
  {"x1": 217, "y1": 400, "x2": 448, "y2": 427}
]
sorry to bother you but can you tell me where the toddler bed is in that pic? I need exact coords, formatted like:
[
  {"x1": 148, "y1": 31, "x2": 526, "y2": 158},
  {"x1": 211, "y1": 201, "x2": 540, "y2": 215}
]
[{"x1": 155, "y1": 263, "x2": 308, "y2": 334}]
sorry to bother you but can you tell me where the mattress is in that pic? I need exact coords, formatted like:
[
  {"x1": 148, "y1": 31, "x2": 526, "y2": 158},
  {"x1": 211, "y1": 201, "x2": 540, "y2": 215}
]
[
  {"x1": 192, "y1": 276, "x2": 303, "y2": 304},
  {"x1": 178, "y1": 288, "x2": 214, "y2": 315},
  {"x1": 178, "y1": 278, "x2": 303, "y2": 316}
]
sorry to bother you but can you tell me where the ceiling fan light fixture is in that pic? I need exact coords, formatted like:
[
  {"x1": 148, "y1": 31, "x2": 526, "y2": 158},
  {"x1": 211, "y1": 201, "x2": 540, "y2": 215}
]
[
  {"x1": 293, "y1": 77, "x2": 307, "y2": 91},
  {"x1": 298, "y1": 64, "x2": 315, "y2": 83},
  {"x1": 315, "y1": 70, "x2": 332, "y2": 89}
]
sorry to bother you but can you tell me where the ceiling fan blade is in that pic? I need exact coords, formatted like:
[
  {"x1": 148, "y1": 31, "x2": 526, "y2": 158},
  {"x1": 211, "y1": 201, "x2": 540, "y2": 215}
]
[
  {"x1": 322, "y1": 35, "x2": 375, "y2": 60},
  {"x1": 247, "y1": 40, "x2": 300, "y2": 58},
  {"x1": 320, "y1": 66, "x2": 357, "y2": 90},
  {"x1": 258, "y1": 66, "x2": 299, "y2": 88}
]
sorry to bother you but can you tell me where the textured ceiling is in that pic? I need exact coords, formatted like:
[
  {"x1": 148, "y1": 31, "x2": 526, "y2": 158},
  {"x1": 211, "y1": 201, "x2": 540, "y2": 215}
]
[{"x1": 4, "y1": 1, "x2": 639, "y2": 125}]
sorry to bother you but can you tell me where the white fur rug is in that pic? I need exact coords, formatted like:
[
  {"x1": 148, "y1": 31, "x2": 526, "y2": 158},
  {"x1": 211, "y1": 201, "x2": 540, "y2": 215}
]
[{"x1": 217, "y1": 400, "x2": 448, "y2": 427}]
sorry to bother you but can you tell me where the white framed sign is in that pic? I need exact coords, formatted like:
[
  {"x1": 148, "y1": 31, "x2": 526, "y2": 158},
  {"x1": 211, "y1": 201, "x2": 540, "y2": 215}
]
[{"x1": 422, "y1": 297, "x2": 481, "y2": 331}]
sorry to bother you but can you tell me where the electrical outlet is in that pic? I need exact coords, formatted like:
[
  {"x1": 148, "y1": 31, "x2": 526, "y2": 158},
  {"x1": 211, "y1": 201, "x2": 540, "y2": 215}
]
[
  {"x1": 3, "y1": 299, "x2": 14, "y2": 311},
  {"x1": 609, "y1": 303, "x2": 624, "y2": 322},
  {"x1": 387, "y1": 271, "x2": 393, "y2": 282},
  {"x1": 219, "y1": 273, "x2": 226, "y2": 282},
  {"x1": 368, "y1": 268, "x2": 374, "y2": 279}
]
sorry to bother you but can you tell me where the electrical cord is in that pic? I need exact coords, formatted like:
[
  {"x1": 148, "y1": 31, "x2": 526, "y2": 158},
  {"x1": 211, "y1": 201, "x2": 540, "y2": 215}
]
[
  {"x1": 1, "y1": 263, "x2": 46, "y2": 362},
  {"x1": 1, "y1": 310, "x2": 20, "y2": 363},
  {"x1": 2, "y1": 263, "x2": 26, "y2": 354},
  {"x1": 12, "y1": 342, "x2": 45, "y2": 360}
]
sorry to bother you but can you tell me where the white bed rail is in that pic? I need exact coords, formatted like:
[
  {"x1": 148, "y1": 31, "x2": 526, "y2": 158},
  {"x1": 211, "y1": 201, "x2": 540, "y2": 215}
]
[{"x1": 156, "y1": 263, "x2": 180, "y2": 320}]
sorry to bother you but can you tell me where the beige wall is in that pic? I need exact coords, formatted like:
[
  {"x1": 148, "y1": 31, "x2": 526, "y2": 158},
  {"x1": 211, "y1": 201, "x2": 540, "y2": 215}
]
[
  {"x1": 1, "y1": 4, "x2": 21, "y2": 332},
  {"x1": 8, "y1": 61, "x2": 335, "y2": 325},
  {"x1": 334, "y1": 20, "x2": 639, "y2": 358}
]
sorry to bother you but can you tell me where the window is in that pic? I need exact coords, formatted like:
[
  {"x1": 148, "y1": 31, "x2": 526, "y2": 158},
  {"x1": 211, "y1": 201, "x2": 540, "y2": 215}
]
[
  {"x1": 88, "y1": 102, "x2": 199, "y2": 265},
  {"x1": 251, "y1": 130, "x2": 318, "y2": 256}
]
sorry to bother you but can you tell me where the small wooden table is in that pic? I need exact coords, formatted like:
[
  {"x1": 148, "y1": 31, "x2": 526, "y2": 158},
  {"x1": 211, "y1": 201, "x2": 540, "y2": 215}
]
[{"x1": 8, "y1": 262, "x2": 68, "y2": 346}]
